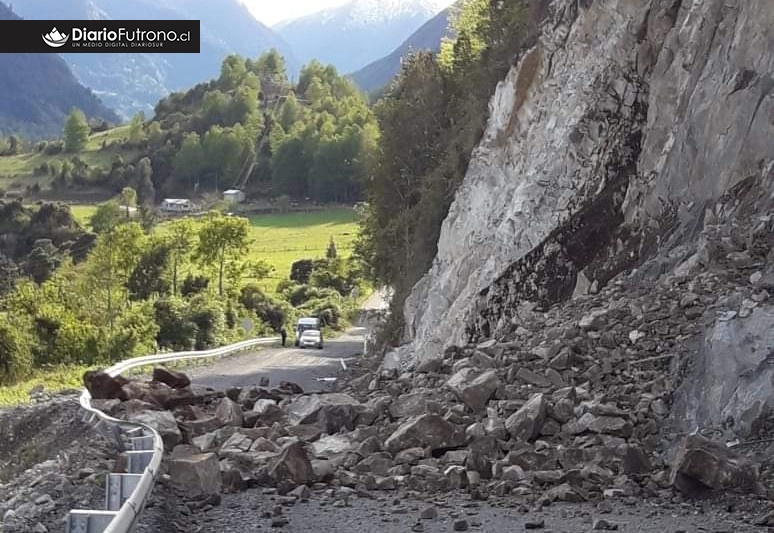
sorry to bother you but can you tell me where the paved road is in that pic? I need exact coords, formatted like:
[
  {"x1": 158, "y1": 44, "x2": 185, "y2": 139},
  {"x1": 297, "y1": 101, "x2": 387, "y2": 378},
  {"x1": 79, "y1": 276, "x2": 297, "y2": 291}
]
[{"x1": 189, "y1": 327, "x2": 365, "y2": 393}]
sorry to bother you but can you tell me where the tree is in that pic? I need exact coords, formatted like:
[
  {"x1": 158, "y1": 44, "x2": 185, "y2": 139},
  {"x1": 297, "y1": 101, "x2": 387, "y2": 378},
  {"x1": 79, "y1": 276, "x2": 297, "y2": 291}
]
[
  {"x1": 90, "y1": 201, "x2": 123, "y2": 234},
  {"x1": 0, "y1": 321, "x2": 33, "y2": 385},
  {"x1": 63, "y1": 109, "x2": 90, "y2": 153},
  {"x1": 135, "y1": 158, "x2": 155, "y2": 205},
  {"x1": 127, "y1": 244, "x2": 171, "y2": 300},
  {"x1": 165, "y1": 218, "x2": 195, "y2": 296},
  {"x1": 128, "y1": 112, "x2": 146, "y2": 142},
  {"x1": 326, "y1": 237, "x2": 338, "y2": 259},
  {"x1": 290, "y1": 259, "x2": 314, "y2": 284},
  {"x1": 195, "y1": 213, "x2": 251, "y2": 296},
  {"x1": 120, "y1": 187, "x2": 137, "y2": 218},
  {"x1": 88, "y1": 222, "x2": 147, "y2": 329},
  {"x1": 26, "y1": 239, "x2": 59, "y2": 284}
]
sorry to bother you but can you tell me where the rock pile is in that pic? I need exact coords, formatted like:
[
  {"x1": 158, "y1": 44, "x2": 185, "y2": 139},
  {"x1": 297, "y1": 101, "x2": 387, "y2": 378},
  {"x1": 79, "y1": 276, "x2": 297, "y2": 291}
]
[{"x1": 84, "y1": 212, "x2": 773, "y2": 510}]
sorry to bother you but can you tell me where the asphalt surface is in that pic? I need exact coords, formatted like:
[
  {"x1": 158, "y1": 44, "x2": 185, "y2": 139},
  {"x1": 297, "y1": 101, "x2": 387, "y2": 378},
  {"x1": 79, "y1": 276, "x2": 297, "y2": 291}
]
[
  {"x1": 188, "y1": 327, "x2": 366, "y2": 393},
  {"x1": 192, "y1": 490, "x2": 768, "y2": 533}
]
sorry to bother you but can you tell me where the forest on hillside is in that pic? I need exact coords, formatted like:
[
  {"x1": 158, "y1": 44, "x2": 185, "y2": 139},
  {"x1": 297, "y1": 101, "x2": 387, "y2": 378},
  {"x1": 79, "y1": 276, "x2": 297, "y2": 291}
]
[{"x1": 0, "y1": 51, "x2": 379, "y2": 206}]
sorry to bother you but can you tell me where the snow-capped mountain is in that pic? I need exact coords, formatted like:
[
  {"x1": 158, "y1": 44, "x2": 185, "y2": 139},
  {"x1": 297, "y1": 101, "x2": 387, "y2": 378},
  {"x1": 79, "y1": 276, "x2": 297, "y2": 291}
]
[{"x1": 276, "y1": 0, "x2": 454, "y2": 74}]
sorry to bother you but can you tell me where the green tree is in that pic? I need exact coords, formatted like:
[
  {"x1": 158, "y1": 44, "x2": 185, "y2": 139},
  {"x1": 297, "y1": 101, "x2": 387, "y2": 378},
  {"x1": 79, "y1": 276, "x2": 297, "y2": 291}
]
[
  {"x1": 128, "y1": 111, "x2": 146, "y2": 142},
  {"x1": 120, "y1": 186, "x2": 137, "y2": 218},
  {"x1": 165, "y1": 218, "x2": 195, "y2": 296},
  {"x1": 195, "y1": 213, "x2": 251, "y2": 296},
  {"x1": 127, "y1": 243, "x2": 171, "y2": 301},
  {"x1": 326, "y1": 237, "x2": 338, "y2": 259},
  {"x1": 0, "y1": 321, "x2": 33, "y2": 384},
  {"x1": 63, "y1": 109, "x2": 90, "y2": 153},
  {"x1": 88, "y1": 222, "x2": 147, "y2": 328},
  {"x1": 90, "y1": 201, "x2": 123, "y2": 234}
]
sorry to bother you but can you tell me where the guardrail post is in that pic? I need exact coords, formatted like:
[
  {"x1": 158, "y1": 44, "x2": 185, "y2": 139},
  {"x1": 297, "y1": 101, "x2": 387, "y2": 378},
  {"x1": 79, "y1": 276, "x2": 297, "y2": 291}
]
[
  {"x1": 66, "y1": 510, "x2": 118, "y2": 533},
  {"x1": 126, "y1": 451, "x2": 154, "y2": 474},
  {"x1": 106, "y1": 473, "x2": 143, "y2": 511},
  {"x1": 130, "y1": 435, "x2": 154, "y2": 451}
]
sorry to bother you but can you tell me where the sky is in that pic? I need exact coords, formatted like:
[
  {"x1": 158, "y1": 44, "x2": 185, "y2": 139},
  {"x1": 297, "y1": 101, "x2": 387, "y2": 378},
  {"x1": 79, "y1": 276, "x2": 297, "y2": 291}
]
[{"x1": 241, "y1": 0, "x2": 349, "y2": 26}]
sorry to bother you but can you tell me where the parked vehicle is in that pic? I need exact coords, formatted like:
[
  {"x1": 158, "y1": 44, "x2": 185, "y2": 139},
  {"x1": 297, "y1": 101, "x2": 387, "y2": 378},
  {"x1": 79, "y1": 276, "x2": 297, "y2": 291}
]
[
  {"x1": 298, "y1": 329, "x2": 324, "y2": 350},
  {"x1": 295, "y1": 317, "x2": 321, "y2": 346}
]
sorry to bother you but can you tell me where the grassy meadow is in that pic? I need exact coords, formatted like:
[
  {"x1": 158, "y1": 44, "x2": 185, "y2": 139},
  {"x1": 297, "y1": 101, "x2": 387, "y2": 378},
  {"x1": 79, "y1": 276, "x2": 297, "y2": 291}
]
[{"x1": 247, "y1": 208, "x2": 360, "y2": 293}]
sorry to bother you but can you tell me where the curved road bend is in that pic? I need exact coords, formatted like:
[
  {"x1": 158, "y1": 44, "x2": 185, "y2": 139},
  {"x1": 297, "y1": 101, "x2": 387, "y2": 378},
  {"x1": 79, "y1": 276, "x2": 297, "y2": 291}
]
[{"x1": 189, "y1": 327, "x2": 366, "y2": 393}]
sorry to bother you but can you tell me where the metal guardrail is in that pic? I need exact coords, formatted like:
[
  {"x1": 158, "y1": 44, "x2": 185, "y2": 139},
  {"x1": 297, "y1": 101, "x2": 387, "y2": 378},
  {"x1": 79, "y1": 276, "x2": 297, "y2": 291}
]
[{"x1": 68, "y1": 337, "x2": 280, "y2": 533}]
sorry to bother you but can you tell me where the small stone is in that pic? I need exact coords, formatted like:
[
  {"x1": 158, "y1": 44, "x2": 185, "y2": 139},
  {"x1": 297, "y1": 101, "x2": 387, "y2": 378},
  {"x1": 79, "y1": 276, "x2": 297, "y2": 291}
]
[
  {"x1": 271, "y1": 517, "x2": 289, "y2": 528},
  {"x1": 525, "y1": 518, "x2": 545, "y2": 529},
  {"x1": 453, "y1": 519, "x2": 470, "y2": 531},
  {"x1": 592, "y1": 518, "x2": 618, "y2": 530},
  {"x1": 419, "y1": 505, "x2": 438, "y2": 520}
]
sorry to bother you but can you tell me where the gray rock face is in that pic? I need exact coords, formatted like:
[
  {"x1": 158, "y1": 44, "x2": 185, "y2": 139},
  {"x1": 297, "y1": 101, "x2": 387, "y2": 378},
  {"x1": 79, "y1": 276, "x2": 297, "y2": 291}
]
[
  {"x1": 389, "y1": 0, "x2": 774, "y2": 383},
  {"x1": 672, "y1": 306, "x2": 774, "y2": 436}
]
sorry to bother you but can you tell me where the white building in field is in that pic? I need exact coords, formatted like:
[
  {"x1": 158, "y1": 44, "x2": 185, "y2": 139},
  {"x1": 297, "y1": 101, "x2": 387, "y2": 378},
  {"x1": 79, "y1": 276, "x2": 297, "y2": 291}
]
[
  {"x1": 160, "y1": 199, "x2": 198, "y2": 213},
  {"x1": 223, "y1": 189, "x2": 246, "y2": 204}
]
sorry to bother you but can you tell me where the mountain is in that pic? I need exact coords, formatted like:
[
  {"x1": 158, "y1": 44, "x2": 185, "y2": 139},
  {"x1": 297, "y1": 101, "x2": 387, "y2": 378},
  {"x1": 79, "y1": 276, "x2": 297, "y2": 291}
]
[
  {"x1": 11, "y1": 0, "x2": 295, "y2": 118},
  {"x1": 276, "y1": 0, "x2": 453, "y2": 74},
  {"x1": 0, "y1": 3, "x2": 118, "y2": 139},
  {"x1": 350, "y1": 5, "x2": 452, "y2": 92}
]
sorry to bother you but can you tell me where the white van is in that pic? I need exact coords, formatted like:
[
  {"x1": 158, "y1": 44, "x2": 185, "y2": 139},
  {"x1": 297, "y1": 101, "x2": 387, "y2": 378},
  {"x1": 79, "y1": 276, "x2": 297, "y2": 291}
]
[{"x1": 295, "y1": 317, "x2": 321, "y2": 347}]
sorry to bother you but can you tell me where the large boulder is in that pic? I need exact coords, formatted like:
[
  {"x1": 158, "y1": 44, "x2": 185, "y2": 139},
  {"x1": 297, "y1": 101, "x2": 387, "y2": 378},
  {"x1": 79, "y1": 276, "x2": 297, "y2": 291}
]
[
  {"x1": 152, "y1": 367, "x2": 191, "y2": 389},
  {"x1": 269, "y1": 442, "x2": 315, "y2": 486},
  {"x1": 505, "y1": 393, "x2": 548, "y2": 442},
  {"x1": 215, "y1": 398, "x2": 244, "y2": 427},
  {"x1": 384, "y1": 414, "x2": 464, "y2": 454},
  {"x1": 671, "y1": 435, "x2": 760, "y2": 496},
  {"x1": 128, "y1": 410, "x2": 181, "y2": 450},
  {"x1": 445, "y1": 369, "x2": 501, "y2": 411},
  {"x1": 285, "y1": 393, "x2": 360, "y2": 426},
  {"x1": 83, "y1": 371, "x2": 129, "y2": 400},
  {"x1": 169, "y1": 453, "x2": 221, "y2": 495}
]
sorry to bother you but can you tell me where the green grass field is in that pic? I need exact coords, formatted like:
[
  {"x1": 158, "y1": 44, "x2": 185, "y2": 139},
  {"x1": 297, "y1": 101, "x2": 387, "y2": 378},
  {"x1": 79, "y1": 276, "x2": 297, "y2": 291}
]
[
  {"x1": 247, "y1": 208, "x2": 360, "y2": 292},
  {"x1": 69, "y1": 204, "x2": 99, "y2": 227},
  {"x1": 0, "y1": 126, "x2": 137, "y2": 190},
  {"x1": 0, "y1": 366, "x2": 92, "y2": 407}
]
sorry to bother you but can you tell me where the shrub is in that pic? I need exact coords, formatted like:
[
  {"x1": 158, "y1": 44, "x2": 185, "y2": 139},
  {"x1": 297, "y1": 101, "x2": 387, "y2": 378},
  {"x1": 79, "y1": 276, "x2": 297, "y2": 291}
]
[
  {"x1": 290, "y1": 259, "x2": 314, "y2": 284},
  {"x1": 43, "y1": 140, "x2": 64, "y2": 155},
  {"x1": 181, "y1": 274, "x2": 209, "y2": 298},
  {"x1": 154, "y1": 298, "x2": 197, "y2": 351},
  {"x1": 188, "y1": 295, "x2": 226, "y2": 350},
  {"x1": 239, "y1": 284, "x2": 294, "y2": 332},
  {"x1": 0, "y1": 321, "x2": 33, "y2": 385}
]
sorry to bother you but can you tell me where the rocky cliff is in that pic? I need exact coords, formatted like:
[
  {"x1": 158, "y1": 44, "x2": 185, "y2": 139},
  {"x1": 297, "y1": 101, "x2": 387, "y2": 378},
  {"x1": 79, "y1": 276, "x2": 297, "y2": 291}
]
[{"x1": 390, "y1": 0, "x2": 774, "y2": 430}]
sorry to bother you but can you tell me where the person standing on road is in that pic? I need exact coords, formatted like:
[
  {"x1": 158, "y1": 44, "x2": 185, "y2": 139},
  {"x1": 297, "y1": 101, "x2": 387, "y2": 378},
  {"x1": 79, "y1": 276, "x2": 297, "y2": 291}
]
[{"x1": 280, "y1": 326, "x2": 287, "y2": 347}]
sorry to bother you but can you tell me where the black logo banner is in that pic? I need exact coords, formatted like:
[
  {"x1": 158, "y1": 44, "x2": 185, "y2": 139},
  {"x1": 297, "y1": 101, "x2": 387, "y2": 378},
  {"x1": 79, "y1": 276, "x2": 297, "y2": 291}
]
[{"x1": 0, "y1": 20, "x2": 200, "y2": 53}]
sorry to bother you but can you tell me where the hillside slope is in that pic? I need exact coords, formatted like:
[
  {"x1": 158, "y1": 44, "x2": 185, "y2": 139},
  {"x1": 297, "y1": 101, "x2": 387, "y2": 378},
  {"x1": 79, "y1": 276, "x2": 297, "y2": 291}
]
[
  {"x1": 392, "y1": 0, "x2": 774, "y2": 434},
  {"x1": 11, "y1": 0, "x2": 294, "y2": 118},
  {"x1": 0, "y1": 3, "x2": 118, "y2": 138},
  {"x1": 276, "y1": 0, "x2": 453, "y2": 74},
  {"x1": 350, "y1": 5, "x2": 452, "y2": 92}
]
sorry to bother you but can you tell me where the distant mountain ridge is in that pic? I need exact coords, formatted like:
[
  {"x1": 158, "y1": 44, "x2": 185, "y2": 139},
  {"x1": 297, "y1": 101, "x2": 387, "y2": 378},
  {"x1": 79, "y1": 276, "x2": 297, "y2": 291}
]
[
  {"x1": 11, "y1": 0, "x2": 295, "y2": 118},
  {"x1": 276, "y1": 0, "x2": 453, "y2": 74},
  {"x1": 350, "y1": 5, "x2": 453, "y2": 92},
  {"x1": 0, "y1": 2, "x2": 118, "y2": 139}
]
